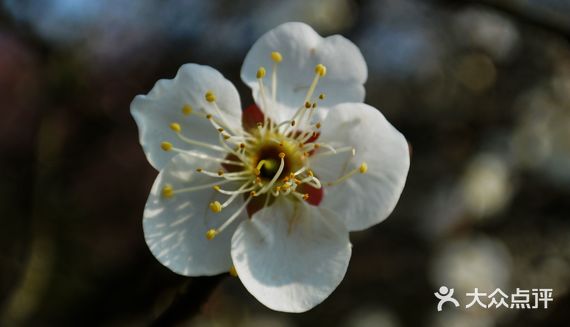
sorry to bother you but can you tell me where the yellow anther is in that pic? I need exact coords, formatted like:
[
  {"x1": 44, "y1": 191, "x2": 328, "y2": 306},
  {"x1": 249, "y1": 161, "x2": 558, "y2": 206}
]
[
  {"x1": 319, "y1": 93, "x2": 326, "y2": 100},
  {"x1": 170, "y1": 122, "x2": 181, "y2": 132},
  {"x1": 217, "y1": 169, "x2": 224, "y2": 176},
  {"x1": 213, "y1": 185, "x2": 221, "y2": 191},
  {"x1": 275, "y1": 186, "x2": 282, "y2": 192},
  {"x1": 312, "y1": 102, "x2": 317, "y2": 108},
  {"x1": 303, "y1": 193, "x2": 310, "y2": 200},
  {"x1": 308, "y1": 169, "x2": 314, "y2": 177},
  {"x1": 160, "y1": 141, "x2": 173, "y2": 152},
  {"x1": 196, "y1": 168, "x2": 203, "y2": 172},
  {"x1": 314, "y1": 144, "x2": 321, "y2": 149},
  {"x1": 359, "y1": 162, "x2": 368, "y2": 174},
  {"x1": 217, "y1": 128, "x2": 224, "y2": 132},
  {"x1": 304, "y1": 101, "x2": 311, "y2": 109},
  {"x1": 250, "y1": 191, "x2": 257, "y2": 197},
  {"x1": 278, "y1": 152, "x2": 286, "y2": 159},
  {"x1": 229, "y1": 265, "x2": 238, "y2": 277},
  {"x1": 206, "y1": 114, "x2": 213, "y2": 120},
  {"x1": 205, "y1": 91, "x2": 216, "y2": 102},
  {"x1": 281, "y1": 184, "x2": 290, "y2": 190},
  {"x1": 209, "y1": 201, "x2": 222, "y2": 213},
  {"x1": 223, "y1": 134, "x2": 231, "y2": 140},
  {"x1": 206, "y1": 229, "x2": 218, "y2": 240},
  {"x1": 182, "y1": 104, "x2": 193, "y2": 115},
  {"x1": 162, "y1": 185, "x2": 174, "y2": 198},
  {"x1": 257, "y1": 67, "x2": 266, "y2": 79},
  {"x1": 315, "y1": 122, "x2": 321, "y2": 129},
  {"x1": 271, "y1": 51, "x2": 283, "y2": 63},
  {"x1": 315, "y1": 64, "x2": 327, "y2": 77}
]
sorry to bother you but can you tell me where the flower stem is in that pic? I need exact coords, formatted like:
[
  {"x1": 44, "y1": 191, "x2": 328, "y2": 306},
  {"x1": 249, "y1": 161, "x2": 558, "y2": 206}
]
[{"x1": 150, "y1": 274, "x2": 227, "y2": 327}]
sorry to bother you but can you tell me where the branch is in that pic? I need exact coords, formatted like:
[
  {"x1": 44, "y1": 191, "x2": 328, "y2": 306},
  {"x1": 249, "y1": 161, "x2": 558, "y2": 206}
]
[
  {"x1": 149, "y1": 274, "x2": 227, "y2": 327},
  {"x1": 437, "y1": 0, "x2": 570, "y2": 39}
]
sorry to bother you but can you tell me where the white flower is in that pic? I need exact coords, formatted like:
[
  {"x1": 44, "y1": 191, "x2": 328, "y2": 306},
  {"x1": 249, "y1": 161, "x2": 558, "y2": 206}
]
[{"x1": 131, "y1": 22, "x2": 410, "y2": 312}]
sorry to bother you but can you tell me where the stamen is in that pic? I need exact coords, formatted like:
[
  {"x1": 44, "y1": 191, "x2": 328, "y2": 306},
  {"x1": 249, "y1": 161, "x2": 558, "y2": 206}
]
[
  {"x1": 326, "y1": 162, "x2": 368, "y2": 186},
  {"x1": 271, "y1": 51, "x2": 282, "y2": 101},
  {"x1": 298, "y1": 130, "x2": 318, "y2": 144},
  {"x1": 291, "y1": 191, "x2": 310, "y2": 201},
  {"x1": 162, "y1": 184, "x2": 174, "y2": 198},
  {"x1": 204, "y1": 90, "x2": 241, "y2": 136},
  {"x1": 256, "y1": 67, "x2": 270, "y2": 132},
  {"x1": 197, "y1": 167, "x2": 251, "y2": 180},
  {"x1": 205, "y1": 91, "x2": 216, "y2": 103},
  {"x1": 207, "y1": 195, "x2": 253, "y2": 239},
  {"x1": 271, "y1": 51, "x2": 283, "y2": 63},
  {"x1": 315, "y1": 64, "x2": 327, "y2": 77},
  {"x1": 170, "y1": 122, "x2": 181, "y2": 133},
  {"x1": 313, "y1": 146, "x2": 356, "y2": 157},
  {"x1": 209, "y1": 201, "x2": 222, "y2": 213},
  {"x1": 160, "y1": 141, "x2": 173, "y2": 152},
  {"x1": 166, "y1": 148, "x2": 244, "y2": 167},
  {"x1": 175, "y1": 132, "x2": 226, "y2": 153},
  {"x1": 276, "y1": 119, "x2": 295, "y2": 129},
  {"x1": 229, "y1": 265, "x2": 238, "y2": 277},
  {"x1": 256, "y1": 67, "x2": 266, "y2": 79},
  {"x1": 304, "y1": 63, "x2": 327, "y2": 103},
  {"x1": 172, "y1": 180, "x2": 232, "y2": 195},
  {"x1": 213, "y1": 183, "x2": 257, "y2": 195},
  {"x1": 282, "y1": 104, "x2": 307, "y2": 135},
  {"x1": 206, "y1": 229, "x2": 217, "y2": 240},
  {"x1": 300, "y1": 175, "x2": 322, "y2": 189},
  {"x1": 218, "y1": 133, "x2": 248, "y2": 162},
  {"x1": 182, "y1": 104, "x2": 193, "y2": 115},
  {"x1": 221, "y1": 182, "x2": 255, "y2": 208},
  {"x1": 262, "y1": 192, "x2": 271, "y2": 208},
  {"x1": 205, "y1": 112, "x2": 236, "y2": 138},
  {"x1": 293, "y1": 166, "x2": 307, "y2": 176}
]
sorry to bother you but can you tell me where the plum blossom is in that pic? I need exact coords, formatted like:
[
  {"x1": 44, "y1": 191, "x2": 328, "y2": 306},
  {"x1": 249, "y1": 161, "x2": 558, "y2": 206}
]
[{"x1": 131, "y1": 22, "x2": 410, "y2": 312}]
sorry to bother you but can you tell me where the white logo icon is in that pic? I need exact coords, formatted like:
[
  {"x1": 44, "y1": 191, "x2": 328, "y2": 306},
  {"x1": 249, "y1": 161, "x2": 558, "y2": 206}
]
[{"x1": 434, "y1": 286, "x2": 460, "y2": 312}]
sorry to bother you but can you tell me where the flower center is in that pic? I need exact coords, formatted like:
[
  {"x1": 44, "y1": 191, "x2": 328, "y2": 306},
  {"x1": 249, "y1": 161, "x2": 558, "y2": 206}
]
[{"x1": 157, "y1": 51, "x2": 368, "y2": 241}]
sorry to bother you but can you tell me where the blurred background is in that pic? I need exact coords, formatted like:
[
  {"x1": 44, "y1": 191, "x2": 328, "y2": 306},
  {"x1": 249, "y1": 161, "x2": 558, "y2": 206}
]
[{"x1": 1, "y1": 0, "x2": 569, "y2": 326}]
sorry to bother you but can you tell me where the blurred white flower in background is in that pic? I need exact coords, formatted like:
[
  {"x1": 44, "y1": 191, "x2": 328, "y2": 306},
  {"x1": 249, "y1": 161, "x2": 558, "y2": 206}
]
[
  {"x1": 453, "y1": 8, "x2": 520, "y2": 61},
  {"x1": 461, "y1": 154, "x2": 513, "y2": 219},
  {"x1": 511, "y1": 76, "x2": 570, "y2": 186},
  {"x1": 344, "y1": 307, "x2": 401, "y2": 327},
  {"x1": 430, "y1": 236, "x2": 512, "y2": 325},
  {"x1": 431, "y1": 236, "x2": 511, "y2": 298}
]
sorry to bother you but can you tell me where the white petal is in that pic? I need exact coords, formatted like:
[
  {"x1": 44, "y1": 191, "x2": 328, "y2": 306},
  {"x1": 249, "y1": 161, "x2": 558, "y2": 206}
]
[
  {"x1": 131, "y1": 64, "x2": 242, "y2": 170},
  {"x1": 143, "y1": 152, "x2": 247, "y2": 276},
  {"x1": 231, "y1": 198, "x2": 351, "y2": 312},
  {"x1": 241, "y1": 22, "x2": 367, "y2": 115},
  {"x1": 311, "y1": 103, "x2": 410, "y2": 231}
]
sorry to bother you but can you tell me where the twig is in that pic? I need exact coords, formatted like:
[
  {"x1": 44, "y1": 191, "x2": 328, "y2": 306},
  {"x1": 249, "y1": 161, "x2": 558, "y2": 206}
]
[
  {"x1": 437, "y1": 0, "x2": 570, "y2": 39},
  {"x1": 149, "y1": 274, "x2": 227, "y2": 327}
]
